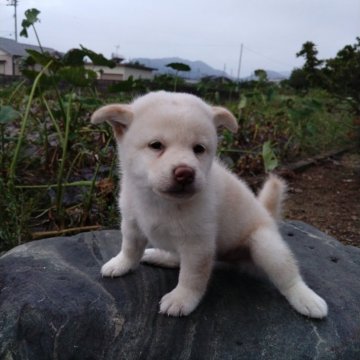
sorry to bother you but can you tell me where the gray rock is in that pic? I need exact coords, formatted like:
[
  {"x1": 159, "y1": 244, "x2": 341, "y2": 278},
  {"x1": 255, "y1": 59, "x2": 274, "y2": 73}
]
[{"x1": 0, "y1": 221, "x2": 359, "y2": 359}]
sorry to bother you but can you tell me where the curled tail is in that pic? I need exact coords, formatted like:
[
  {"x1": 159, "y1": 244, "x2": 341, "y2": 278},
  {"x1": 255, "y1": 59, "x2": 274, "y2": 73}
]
[{"x1": 258, "y1": 174, "x2": 287, "y2": 220}]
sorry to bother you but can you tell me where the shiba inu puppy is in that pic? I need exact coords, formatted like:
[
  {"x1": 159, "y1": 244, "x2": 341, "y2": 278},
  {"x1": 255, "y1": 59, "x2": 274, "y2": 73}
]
[{"x1": 91, "y1": 91, "x2": 327, "y2": 318}]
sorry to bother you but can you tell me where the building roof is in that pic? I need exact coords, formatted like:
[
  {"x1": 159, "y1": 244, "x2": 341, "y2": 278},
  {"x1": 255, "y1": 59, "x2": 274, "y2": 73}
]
[
  {"x1": 0, "y1": 37, "x2": 156, "y2": 72},
  {"x1": 0, "y1": 37, "x2": 56, "y2": 56},
  {"x1": 123, "y1": 61, "x2": 156, "y2": 71}
]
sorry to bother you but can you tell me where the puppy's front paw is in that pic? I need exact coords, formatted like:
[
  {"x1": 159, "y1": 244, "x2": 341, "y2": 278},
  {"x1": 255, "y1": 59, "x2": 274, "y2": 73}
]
[
  {"x1": 159, "y1": 287, "x2": 202, "y2": 317},
  {"x1": 285, "y1": 281, "x2": 328, "y2": 319},
  {"x1": 101, "y1": 255, "x2": 135, "y2": 278},
  {"x1": 141, "y1": 248, "x2": 180, "y2": 268}
]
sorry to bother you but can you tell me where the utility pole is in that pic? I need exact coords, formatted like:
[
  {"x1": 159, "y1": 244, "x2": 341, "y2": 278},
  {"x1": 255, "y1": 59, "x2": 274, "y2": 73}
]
[
  {"x1": 7, "y1": 0, "x2": 18, "y2": 42},
  {"x1": 236, "y1": 43, "x2": 243, "y2": 83}
]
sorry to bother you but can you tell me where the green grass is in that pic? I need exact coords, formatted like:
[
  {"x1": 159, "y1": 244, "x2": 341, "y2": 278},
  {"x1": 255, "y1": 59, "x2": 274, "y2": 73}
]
[
  {"x1": 220, "y1": 87, "x2": 354, "y2": 175},
  {"x1": 0, "y1": 78, "x2": 356, "y2": 252}
]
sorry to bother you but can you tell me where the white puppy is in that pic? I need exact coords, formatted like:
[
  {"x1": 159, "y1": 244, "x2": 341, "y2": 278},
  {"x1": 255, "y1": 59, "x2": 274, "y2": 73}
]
[{"x1": 91, "y1": 91, "x2": 328, "y2": 318}]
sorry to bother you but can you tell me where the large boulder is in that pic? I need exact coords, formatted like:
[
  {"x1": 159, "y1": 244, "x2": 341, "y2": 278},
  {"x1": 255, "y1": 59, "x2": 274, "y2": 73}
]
[{"x1": 0, "y1": 221, "x2": 359, "y2": 359}]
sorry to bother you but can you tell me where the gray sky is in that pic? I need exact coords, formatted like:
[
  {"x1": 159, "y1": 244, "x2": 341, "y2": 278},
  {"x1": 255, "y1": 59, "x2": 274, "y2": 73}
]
[{"x1": 1, "y1": 0, "x2": 359, "y2": 77}]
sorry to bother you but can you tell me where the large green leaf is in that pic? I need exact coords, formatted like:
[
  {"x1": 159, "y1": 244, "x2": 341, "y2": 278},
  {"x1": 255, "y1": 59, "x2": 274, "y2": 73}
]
[
  {"x1": 0, "y1": 106, "x2": 20, "y2": 125},
  {"x1": 81, "y1": 46, "x2": 116, "y2": 68},
  {"x1": 62, "y1": 49, "x2": 87, "y2": 66},
  {"x1": 25, "y1": 50, "x2": 61, "y2": 71},
  {"x1": 262, "y1": 141, "x2": 278, "y2": 173},
  {"x1": 238, "y1": 94, "x2": 247, "y2": 110},
  {"x1": 62, "y1": 46, "x2": 115, "y2": 68},
  {"x1": 166, "y1": 62, "x2": 191, "y2": 72},
  {"x1": 20, "y1": 8, "x2": 41, "y2": 38}
]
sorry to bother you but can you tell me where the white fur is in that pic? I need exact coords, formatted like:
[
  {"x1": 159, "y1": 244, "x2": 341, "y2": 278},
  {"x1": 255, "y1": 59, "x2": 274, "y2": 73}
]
[{"x1": 91, "y1": 91, "x2": 328, "y2": 318}]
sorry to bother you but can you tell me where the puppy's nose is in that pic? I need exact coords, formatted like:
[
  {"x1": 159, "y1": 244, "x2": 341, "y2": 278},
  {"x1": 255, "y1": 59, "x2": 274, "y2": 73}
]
[{"x1": 174, "y1": 166, "x2": 195, "y2": 185}]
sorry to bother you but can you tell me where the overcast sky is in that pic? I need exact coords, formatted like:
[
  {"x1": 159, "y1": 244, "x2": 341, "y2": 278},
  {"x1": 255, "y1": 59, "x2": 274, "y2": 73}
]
[{"x1": 1, "y1": 0, "x2": 359, "y2": 77}]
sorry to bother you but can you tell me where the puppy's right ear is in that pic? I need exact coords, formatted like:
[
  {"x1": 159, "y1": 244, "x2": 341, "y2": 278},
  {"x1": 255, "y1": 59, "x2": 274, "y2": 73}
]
[{"x1": 91, "y1": 104, "x2": 133, "y2": 138}]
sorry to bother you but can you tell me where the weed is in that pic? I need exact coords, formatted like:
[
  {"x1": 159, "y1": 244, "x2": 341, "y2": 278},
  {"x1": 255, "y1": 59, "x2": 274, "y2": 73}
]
[{"x1": 0, "y1": 7, "x2": 355, "y2": 251}]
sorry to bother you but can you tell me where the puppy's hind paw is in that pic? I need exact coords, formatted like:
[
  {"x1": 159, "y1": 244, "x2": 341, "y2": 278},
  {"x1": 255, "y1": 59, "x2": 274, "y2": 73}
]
[
  {"x1": 101, "y1": 254, "x2": 135, "y2": 278},
  {"x1": 284, "y1": 281, "x2": 328, "y2": 319}
]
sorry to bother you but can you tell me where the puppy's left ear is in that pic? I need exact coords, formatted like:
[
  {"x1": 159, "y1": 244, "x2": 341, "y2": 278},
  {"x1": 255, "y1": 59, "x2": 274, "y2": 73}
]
[
  {"x1": 212, "y1": 106, "x2": 239, "y2": 133},
  {"x1": 91, "y1": 104, "x2": 133, "y2": 138}
]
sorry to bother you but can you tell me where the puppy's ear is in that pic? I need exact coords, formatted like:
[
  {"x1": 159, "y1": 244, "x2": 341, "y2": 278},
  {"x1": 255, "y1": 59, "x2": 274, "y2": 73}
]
[
  {"x1": 212, "y1": 106, "x2": 239, "y2": 133},
  {"x1": 91, "y1": 104, "x2": 133, "y2": 138}
]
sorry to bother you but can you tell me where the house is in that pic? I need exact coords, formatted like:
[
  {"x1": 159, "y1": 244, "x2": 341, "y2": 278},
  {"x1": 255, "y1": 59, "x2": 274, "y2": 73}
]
[
  {"x1": 0, "y1": 36, "x2": 155, "y2": 81},
  {"x1": 86, "y1": 57, "x2": 156, "y2": 81},
  {"x1": 0, "y1": 37, "x2": 57, "y2": 76}
]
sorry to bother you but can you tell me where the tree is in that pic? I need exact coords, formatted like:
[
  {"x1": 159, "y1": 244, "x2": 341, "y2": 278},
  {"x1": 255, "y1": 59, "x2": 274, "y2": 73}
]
[
  {"x1": 295, "y1": 41, "x2": 324, "y2": 88},
  {"x1": 287, "y1": 68, "x2": 309, "y2": 90},
  {"x1": 254, "y1": 69, "x2": 268, "y2": 83},
  {"x1": 296, "y1": 41, "x2": 323, "y2": 71},
  {"x1": 323, "y1": 37, "x2": 360, "y2": 114}
]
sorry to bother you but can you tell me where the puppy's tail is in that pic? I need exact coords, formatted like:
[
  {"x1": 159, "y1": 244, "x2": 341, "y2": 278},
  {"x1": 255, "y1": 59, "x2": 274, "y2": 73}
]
[{"x1": 257, "y1": 174, "x2": 287, "y2": 220}]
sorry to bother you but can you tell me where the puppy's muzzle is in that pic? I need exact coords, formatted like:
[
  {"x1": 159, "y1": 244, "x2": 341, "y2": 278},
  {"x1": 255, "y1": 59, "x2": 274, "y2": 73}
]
[
  {"x1": 174, "y1": 166, "x2": 195, "y2": 186},
  {"x1": 159, "y1": 165, "x2": 197, "y2": 199}
]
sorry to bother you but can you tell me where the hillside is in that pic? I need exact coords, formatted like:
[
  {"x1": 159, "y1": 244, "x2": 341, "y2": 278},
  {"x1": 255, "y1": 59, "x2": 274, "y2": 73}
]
[
  {"x1": 132, "y1": 57, "x2": 227, "y2": 80},
  {"x1": 133, "y1": 57, "x2": 290, "y2": 81}
]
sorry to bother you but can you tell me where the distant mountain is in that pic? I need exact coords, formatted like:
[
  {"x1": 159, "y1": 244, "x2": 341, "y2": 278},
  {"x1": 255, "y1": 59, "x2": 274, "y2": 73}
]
[
  {"x1": 278, "y1": 71, "x2": 292, "y2": 78},
  {"x1": 132, "y1": 56, "x2": 291, "y2": 82},
  {"x1": 132, "y1": 57, "x2": 228, "y2": 80}
]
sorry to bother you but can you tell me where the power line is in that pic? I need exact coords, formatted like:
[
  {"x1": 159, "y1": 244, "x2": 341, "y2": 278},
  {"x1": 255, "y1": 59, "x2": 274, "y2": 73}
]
[{"x1": 242, "y1": 45, "x2": 294, "y2": 69}]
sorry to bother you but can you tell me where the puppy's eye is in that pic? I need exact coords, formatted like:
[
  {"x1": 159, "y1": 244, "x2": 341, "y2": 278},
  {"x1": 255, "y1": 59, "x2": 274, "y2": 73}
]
[
  {"x1": 148, "y1": 141, "x2": 164, "y2": 151},
  {"x1": 193, "y1": 144, "x2": 206, "y2": 155}
]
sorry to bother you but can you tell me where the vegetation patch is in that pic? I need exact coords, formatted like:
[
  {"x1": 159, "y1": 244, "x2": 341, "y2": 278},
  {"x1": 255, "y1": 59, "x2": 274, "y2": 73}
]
[{"x1": 0, "y1": 8, "x2": 358, "y2": 251}]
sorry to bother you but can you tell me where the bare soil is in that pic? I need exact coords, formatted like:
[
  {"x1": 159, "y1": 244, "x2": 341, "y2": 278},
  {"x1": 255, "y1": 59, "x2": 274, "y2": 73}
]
[{"x1": 283, "y1": 151, "x2": 360, "y2": 247}]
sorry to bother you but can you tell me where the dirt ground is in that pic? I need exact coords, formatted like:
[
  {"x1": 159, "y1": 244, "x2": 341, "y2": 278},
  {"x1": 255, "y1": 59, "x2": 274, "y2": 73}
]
[{"x1": 283, "y1": 151, "x2": 360, "y2": 247}]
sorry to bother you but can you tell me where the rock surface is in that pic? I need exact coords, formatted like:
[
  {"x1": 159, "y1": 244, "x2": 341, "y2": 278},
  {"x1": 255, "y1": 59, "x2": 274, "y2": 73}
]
[{"x1": 0, "y1": 221, "x2": 359, "y2": 359}]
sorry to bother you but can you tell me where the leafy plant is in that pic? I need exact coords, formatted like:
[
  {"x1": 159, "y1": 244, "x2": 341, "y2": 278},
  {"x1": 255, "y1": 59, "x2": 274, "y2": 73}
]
[
  {"x1": 290, "y1": 37, "x2": 360, "y2": 117},
  {"x1": 166, "y1": 62, "x2": 191, "y2": 72},
  {"x1": 254, "y1": 69, "x2": 268, "y2": 83},
  {"x1": 324, "y1": 37, "x2": 360, "y2": 114},
  {"x1": 20, "y1": 8, "x2": 42, "y2": 49},
  {"x1": 262, "y1": 141, "x2": 278, "y2": 172},
  {"x1": 0, "y1": 13, "x2": 356, "y2": 251},
  {"x1": 166, "y1": 62, "x2": 191, "y2": 91},
  {"x1": 0, "y1": 105, "x2": 20, "y2": 171},
  {"x1": 8, "y1": 60, "x2": 53, "y2": 188},
  {"x1": 0, "y1": 8, "x2": 119, "y2": 249},
  {"x1": 0, "y1": 178, "x2": 31, "y2": 251}
]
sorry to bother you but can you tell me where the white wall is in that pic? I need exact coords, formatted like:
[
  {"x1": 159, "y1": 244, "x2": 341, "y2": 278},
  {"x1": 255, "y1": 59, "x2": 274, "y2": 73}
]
[
  {"x1": 85, "y1": 64, "x2": 154, "y2": 81},
  {"x1": 0, "y1": 50, "x2": 14, "y2": 75}
]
